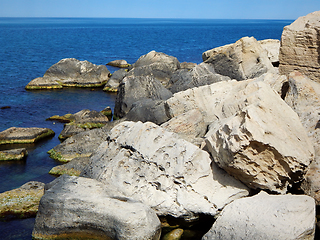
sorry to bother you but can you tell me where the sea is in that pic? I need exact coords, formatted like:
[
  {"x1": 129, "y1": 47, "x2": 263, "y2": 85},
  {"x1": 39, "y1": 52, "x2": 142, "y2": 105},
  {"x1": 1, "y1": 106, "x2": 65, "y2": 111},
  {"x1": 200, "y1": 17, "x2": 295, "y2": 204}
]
[{"x1": 0, "y1": 18, "x2": 293, "y2": 239}]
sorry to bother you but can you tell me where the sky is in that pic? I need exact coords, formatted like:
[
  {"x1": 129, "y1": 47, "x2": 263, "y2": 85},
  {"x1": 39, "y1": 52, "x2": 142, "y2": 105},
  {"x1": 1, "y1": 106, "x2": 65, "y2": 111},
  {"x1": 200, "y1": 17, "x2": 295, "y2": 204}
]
[{"x1": 0, "y1": 0, "x2": 319, "y2": 20}]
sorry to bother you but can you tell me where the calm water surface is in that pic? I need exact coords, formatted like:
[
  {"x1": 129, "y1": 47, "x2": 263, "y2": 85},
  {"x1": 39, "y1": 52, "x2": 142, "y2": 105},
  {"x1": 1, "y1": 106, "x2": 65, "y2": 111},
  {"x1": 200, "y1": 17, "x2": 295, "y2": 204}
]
[{"x1": 0, "y1": 18, "x2": 293, "y2": 239}]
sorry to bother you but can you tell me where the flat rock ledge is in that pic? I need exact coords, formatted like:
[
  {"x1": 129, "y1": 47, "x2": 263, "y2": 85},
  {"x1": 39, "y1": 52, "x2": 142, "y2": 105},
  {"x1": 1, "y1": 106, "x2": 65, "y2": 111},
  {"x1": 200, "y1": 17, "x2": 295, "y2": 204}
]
[
  {"x1": 0, "y1": 148, "x2": 28, "y2": 161},
  {"x1": 0, "y1": 127, "x2": 55, "y2": 145},
  {"x1": 0, "y1": 181, "x2": 45, "y2": 220}
]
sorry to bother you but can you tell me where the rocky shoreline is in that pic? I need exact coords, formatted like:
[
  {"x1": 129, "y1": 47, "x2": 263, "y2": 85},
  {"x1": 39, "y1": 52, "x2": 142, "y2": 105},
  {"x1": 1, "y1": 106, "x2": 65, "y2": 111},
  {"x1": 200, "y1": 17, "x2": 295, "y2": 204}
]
[{"x1": 1, "y1": 10, "x2": 320, "y2": 240}]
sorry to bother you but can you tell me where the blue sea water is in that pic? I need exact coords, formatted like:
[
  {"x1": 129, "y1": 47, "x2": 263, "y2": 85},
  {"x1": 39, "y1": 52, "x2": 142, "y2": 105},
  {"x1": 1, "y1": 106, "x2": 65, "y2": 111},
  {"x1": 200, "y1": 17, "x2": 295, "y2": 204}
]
[{"x1": 0, "y1": 18, "x2": 293, "y2": 239}]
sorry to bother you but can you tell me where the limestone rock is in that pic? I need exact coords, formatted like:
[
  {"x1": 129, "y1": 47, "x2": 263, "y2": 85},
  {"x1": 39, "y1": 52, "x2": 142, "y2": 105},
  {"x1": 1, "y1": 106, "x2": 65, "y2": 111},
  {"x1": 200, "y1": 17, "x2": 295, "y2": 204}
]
[
  {"x1": 107, "y1": 59, "x2": 130, "y2": 68},
  {"x1": 128, "y1": 50, "x2": 180, "y2": 86},
  {"x1": 180, "y1": 62, "x2": 197, "y2": 69},
  {"x1": 0, "y1": 181, "x2": 45, "y2": 220},
  {"x1": 161, "y1": 109, "x2": 206, "y2": 147},
  {"x1": 49, "y1": 157, "x2": 90, "y2": 176},
  {"x1": 48, "y1": 127, "x2": 111, "y2": 163},
  {"x1": 279, "y1": 11, "x2": 320, "y2": 82},
  {"x1": 0, "y1": 148, "x2": 28, "y2": 161},
  {"x1": 259, "y1": 39, "x2": 280, "y2": 66},
  {"x1": 82, "y1": 121, "x2": 249, "y2": 218},
  {"x1": 253, "y1": 71, "x2": 288, "y2": 95},
  {"x1": 282, "y1": 71, "x2": 320, "y2": 203},
  {"x1": 203, "y1": 37, "x2": 275, "y2": 80},
  {"x1": 202, "y1": 191, "x2": 315, "y2": 240},
  {"x1": 167, "y1": 63, "x2": 230, "y2": 93},
  {"x1": 204, "y1": 81, "x2": 314, "y2": 193},
  {"x1": 32, "y1": 175, "x2": 161, "y2": 240},
  {"x1": 165, "y1": 80, "x2": 314, "y2": 193},
  {"x1": 114, "y1": 75, "x2": 173, "y2": 119},
  {"x1": 25, "y1": 58, "x2": 110, "y2": 89},
  {"x1": 103, "y1": 68, "x2": 127, "y2": 92},
  {"x1": 0, "y1": 127, "x2": 55, "y2": 145}
]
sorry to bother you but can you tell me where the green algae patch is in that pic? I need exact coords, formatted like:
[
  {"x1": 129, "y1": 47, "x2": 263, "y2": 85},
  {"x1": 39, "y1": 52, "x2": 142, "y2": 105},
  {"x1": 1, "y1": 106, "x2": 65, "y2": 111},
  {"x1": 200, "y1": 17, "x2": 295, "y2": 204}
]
[
  {"x1": 103, "y1": 86, "x2": 118, "y2": 93},
  {"x1": 32, "y1": 232, "x2": 113, "y2": 240},
  {"x1": 49, "y1": 166, "x2": 81, "y2": 177},
  {"x1": 25, "y1": 85, "x2": 63, "y2": 90},
  {"x1": 47, "y1": 149, "x2": 67, "y2": 163},
  {"x1": 46, "y1": 114, "x2": 73, "y2": 123}
]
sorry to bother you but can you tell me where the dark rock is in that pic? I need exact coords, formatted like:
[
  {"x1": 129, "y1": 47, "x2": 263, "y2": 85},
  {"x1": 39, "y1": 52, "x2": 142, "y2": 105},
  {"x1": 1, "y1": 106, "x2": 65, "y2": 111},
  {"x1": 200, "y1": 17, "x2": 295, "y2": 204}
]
[
  {"x1": 0, "y1": 148, "x2": 28, "y2": 161},
  {"x1": 103, "y1": 68, "x2": 128, "y2": 92},
  {"x1": 114, "y1": 75, "x2": 173, "y2": 119}
]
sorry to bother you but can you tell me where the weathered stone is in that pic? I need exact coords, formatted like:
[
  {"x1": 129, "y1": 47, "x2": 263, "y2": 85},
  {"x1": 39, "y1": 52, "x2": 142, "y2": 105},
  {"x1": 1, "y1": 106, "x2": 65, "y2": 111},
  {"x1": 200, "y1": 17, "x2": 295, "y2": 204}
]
[
  {"x1": 259, "y1": 39, "x2": 280, "y2": 66},
  {"x1": 125, "y1": 99, "x2": 170, "y2": 125},
  {"x1": 204, "y1": 81, "x2": 314, "y2": 193},
  {"x1": 167, "y1": 63, "x2": 230, "y2": 93},
  {"x1": 107, "y1": 59, "x2": 130, "y2": 68},
  {"x1": 48, "y1": 126, "x2": 111, "y2": 163},
  {"x1": 161, "y1": 109, "x2": 206, "y2": 147},
  {"x1": 49, "y1": 157, "x2": 90, "y2": 176},
  {"x1": 0, "y1": 127, "x2": 55, "y2": 145},
  {"x1": 82, "y1": 121, "x2": 249, "y2": 218},
  {"x1": 114, "y1": 75, "x2": 173, "y2": 118},
  {"x1": 282, "y1": 71, "x2": 320, "y2": 203},
  {"x1": 253, "y1": 71, "x2": 288, "y2": 95},
  {"x1": 25, "y1": 58, "x2": 110, "y2": 89},
  {"x1": 180, "y1": 62, "x2": 197, "y2": 69},
  {"x1": 165, "y1": 80, "x2": 314, "y2": 193},
  {"x1": 279, "y1": 11, "x2": 320, "y2": 82},
  {"x1": 202, "y1": 191, "x2": 315, "y2": 240},
  {"x1": 203, "y1": 37, "x2": 275, "y2": 80},
  {"x1": 0, "y1": 181, "x2": 45, "y2": 220},
  {"x1": 32, "y1": 175, "x2": 161, "y2": 240},
  {"x1": 103, "y1": 68, "x2": 128, "y2": 92},
  {"x1": 0, "y1": 148, "x2": 28, "y2": 161},
  {"x1": 128, "y1": 50, "x2": 180, "y2": 86}
]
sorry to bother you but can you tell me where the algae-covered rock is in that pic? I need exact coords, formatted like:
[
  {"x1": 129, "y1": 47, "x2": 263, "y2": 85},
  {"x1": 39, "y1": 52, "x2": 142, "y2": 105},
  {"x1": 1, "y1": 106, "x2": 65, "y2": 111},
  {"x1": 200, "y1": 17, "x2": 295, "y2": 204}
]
[
  {"x1": 25, "y1": 58, "x2": 110, "y2": 90},
  {"x1": 49, "y1": 157, "x2": 90, "y2": 176},
  {"x1": 0, "y1": 148, "x2": 28, "y2": 161},
  {"x1": 0, "y1": 181, "x2": 45, "y2": 220},
  {"x1": 107, "y1": 59, "x2": 130, "y2": 68},
  {"x1": 0, "y1": 127, "x2": 55, "y2": 145}
]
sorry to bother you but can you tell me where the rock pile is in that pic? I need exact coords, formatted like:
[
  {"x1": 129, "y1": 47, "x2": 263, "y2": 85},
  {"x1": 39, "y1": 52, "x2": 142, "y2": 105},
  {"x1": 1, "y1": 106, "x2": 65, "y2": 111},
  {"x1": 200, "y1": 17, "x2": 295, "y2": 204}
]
[{"x1": 4, "y1": 10, "x2": 319, "y2": 240}]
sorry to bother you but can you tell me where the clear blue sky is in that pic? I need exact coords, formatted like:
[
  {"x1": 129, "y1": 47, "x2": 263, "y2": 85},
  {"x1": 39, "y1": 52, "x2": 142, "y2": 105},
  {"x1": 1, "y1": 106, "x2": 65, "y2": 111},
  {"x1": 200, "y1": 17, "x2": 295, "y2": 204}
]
[{"x1": 0, "y1": 0, "x2": 319, "y2": 19}]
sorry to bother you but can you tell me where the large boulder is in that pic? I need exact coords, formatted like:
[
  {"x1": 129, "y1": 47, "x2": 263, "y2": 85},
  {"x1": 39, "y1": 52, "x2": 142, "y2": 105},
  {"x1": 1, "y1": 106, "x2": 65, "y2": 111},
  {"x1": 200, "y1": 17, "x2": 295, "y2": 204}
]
[
  {"x1": 0, "y1": 127, "x2": 54, "y2": 145},
  {"x1": 0, "y1": 181, "x2": 45, "y2": 220},
  {"x1": 165, "y1": 80, "x2": 314, "y2": 193},
  {"x1": 82, "y1": 121, "x2": 249, "y2": 219},
  {"x1": 127, "y1": 50, "x2": 180, "y2": 86},
  {"x1": 114, "y1": 75, "x2": 172, "y2": 119},
  {"x1": 282, "y1": 71, "x2": 320, "y2": 203},
  {"x1": 202, "y1": 191, "x2": 315, "y2": 240},
  {"x1": 32, "y1": 175, "x2": 161, "y2": 240},
  {"x1": 202, "y1": 37, "x2": 275, "y2": 81},
  {"x1": 167, "y1": 63, "x2": 230, "y2": 93},
  {"x1": 25, "y1": 58, "x2": 110, "y2": 89},
  {"x1": 279, "y1": 11, "x2": 320, "y2": 82}
]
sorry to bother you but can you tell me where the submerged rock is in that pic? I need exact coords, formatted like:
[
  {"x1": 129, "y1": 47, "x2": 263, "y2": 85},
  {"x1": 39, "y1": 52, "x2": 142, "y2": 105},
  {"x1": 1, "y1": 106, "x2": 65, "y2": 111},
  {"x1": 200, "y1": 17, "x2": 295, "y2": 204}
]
[
  {"x1": 0, "y1": 181, "x2": 45, "y2": 220},
  {"x1": 0, "y1": 148, "x2": 28, "y2": 161},
  {"x1": 25, "y1": 58, "x2": 110, "y2": 89},
  {"x1": 0, "y1": 127, "x2": 55, "y2": 145},
  {"x1": 202, "y1": 191, "x2": 315, "y2": 240},
  {"x1": 32, "y1": 175, "x2": 161, "y2": 240},
  {"x1": 279, "y1": 11, "x2": 320, "y2": 82}
]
